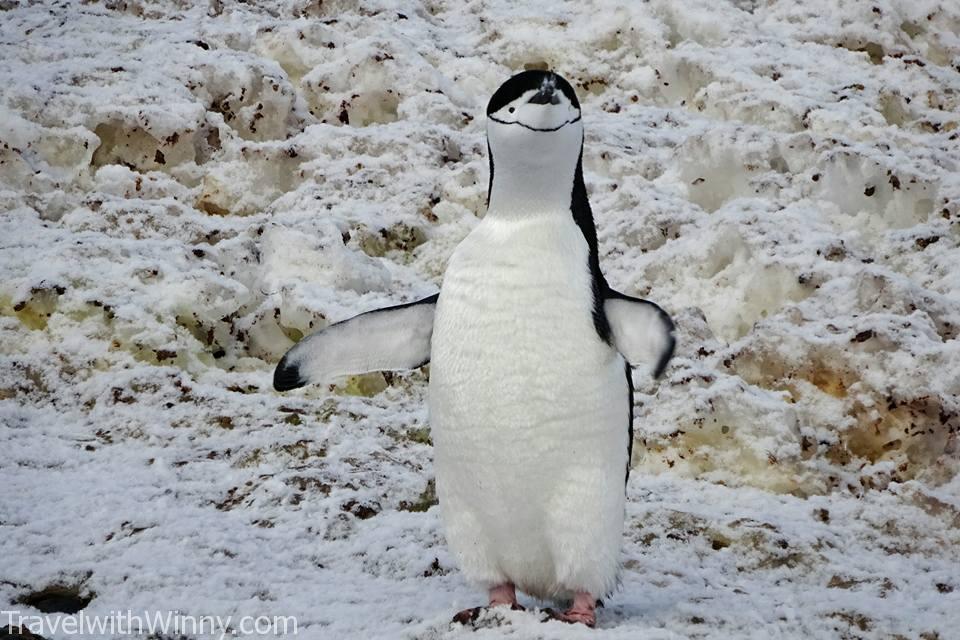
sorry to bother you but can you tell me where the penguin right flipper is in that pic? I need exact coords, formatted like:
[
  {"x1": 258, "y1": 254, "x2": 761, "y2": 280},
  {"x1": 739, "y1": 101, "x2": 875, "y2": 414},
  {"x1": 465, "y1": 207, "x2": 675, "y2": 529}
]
[
  {"x1": 273, "y1": 294, "x2": 438, "y2": 391},
  {"x1": 603, "y1": 290, "x2": 675, "y2": 379}
]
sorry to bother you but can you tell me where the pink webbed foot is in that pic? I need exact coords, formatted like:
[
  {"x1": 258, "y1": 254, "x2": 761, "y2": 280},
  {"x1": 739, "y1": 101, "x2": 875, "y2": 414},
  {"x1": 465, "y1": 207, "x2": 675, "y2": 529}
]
[
  {"x1": 488, "y1": 583, "x2": 520, "y2": 607},
  {"x1": 545, "y1": 591, "x2": 597, "y2": 628},
  {"x1": 451, "y1": 583, "x2": 524, "y2": 625}
]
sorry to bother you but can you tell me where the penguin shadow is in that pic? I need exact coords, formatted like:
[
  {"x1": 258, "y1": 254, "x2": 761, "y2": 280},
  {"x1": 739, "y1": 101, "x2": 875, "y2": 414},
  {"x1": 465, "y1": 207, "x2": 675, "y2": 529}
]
[
  {"x1": 455, "y1": 604, "x2": 550, "y2": 631},
  {"x1": 404, "y1": 595, "x2": 680, "y2": 640},
  {"x1": 402, "y1": 606, "x2": 548, "y2": 638},
  {"x1": 417, "y1": 597, "x2": 648, "y2": 636}
]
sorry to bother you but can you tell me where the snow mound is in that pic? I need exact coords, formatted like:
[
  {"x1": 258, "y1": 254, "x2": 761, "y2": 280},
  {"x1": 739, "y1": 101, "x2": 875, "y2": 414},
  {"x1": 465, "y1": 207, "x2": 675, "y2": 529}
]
[{"x1": 1, "y1": 0, "x2": 958, "y2": 637}]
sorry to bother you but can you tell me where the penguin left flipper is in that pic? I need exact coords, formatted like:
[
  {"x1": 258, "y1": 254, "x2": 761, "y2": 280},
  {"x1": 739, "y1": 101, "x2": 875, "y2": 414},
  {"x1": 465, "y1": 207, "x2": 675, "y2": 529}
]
[
  {"x1": 604, "y1": 290, "x2": 675, "y2": 379},
  {"x1": 273, "y1": 294, "x2": 438, "y2": 391}
]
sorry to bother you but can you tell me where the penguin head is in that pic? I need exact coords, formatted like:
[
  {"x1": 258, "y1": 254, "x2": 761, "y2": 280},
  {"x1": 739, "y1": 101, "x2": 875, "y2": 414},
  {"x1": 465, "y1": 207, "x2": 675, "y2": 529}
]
[
  {"x1": 485, "y1": 71, "x2": 584, "y2": 210},
  {"x1": 486, "y1": 70, "x2": 581, "y2": 132},
  {"x1": 486, "y1": 70, "x2": 582, "y2": 153}
]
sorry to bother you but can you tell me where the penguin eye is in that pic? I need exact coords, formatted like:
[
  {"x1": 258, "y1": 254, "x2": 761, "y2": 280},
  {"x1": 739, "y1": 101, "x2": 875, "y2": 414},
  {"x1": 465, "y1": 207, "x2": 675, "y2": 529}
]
[{"x1": 508, "y1": 107, "x2": 515, "y2": 113}]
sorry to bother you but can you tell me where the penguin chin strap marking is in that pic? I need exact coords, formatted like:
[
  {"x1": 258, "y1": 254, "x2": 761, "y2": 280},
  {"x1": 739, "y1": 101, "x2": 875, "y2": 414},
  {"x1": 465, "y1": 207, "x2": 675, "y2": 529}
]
[{"x1": 488, "y1": 113, "x2": 581, "y2": 132}]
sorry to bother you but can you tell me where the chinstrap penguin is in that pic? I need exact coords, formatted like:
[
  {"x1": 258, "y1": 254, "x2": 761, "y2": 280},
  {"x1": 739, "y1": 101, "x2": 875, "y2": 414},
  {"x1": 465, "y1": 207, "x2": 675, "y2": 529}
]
[{"x1": 274, "y1": 70, "x2": 675, "y2": 628}]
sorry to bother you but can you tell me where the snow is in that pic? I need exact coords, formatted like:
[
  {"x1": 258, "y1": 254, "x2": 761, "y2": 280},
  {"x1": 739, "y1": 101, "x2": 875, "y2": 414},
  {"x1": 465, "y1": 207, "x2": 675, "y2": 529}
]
[{"x1": 1, "y1": 0, "x2": 958, "y2": 638}]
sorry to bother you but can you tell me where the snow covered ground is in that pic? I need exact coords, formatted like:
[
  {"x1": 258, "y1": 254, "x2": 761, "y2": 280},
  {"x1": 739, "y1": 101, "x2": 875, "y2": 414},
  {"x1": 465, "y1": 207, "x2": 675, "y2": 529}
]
[{"x1": 2, "y1": 0, "x2": 959, "y2": 638}]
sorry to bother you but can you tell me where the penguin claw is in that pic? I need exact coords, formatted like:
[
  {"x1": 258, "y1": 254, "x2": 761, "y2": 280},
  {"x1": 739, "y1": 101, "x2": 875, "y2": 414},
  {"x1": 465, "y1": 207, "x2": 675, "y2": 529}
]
[{"x1": 544, "y1": 607, "x2": 597, "y2": 628}]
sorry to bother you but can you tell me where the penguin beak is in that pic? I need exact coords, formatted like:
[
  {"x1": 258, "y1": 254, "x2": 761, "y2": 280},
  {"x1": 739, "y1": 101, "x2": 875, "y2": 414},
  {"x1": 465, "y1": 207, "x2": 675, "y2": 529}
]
[{"x1": 528, "y1": 82, "x2": 560, "y2": 106}]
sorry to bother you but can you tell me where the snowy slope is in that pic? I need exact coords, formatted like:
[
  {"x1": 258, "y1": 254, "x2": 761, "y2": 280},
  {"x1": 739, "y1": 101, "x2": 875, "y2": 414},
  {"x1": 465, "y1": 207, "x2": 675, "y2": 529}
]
[{"x1": 1, "y1": 0, "x2": 959, "y2": 638}]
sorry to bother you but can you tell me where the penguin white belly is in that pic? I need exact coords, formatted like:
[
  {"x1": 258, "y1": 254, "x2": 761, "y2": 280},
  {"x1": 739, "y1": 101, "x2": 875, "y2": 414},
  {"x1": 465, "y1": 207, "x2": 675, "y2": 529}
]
[{"x1": 430, "y1": 212, "x2": 629, "y2": 599}]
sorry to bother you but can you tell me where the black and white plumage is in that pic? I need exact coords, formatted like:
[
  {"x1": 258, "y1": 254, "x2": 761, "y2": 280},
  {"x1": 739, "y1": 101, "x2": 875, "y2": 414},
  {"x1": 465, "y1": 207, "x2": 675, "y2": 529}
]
[
  {"x1": 274, "y1": 70, "x2": 675, "y2": 608},
  {"x1": 274, "y1": 295, "x2": 437, "y2": 391}
]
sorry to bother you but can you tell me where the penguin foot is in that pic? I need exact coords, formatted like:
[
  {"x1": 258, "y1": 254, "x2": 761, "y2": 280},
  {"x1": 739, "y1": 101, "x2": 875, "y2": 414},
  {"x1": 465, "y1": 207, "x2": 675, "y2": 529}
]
[
  {"x1": 544, "y1": 591, "x2": 597, "y2": 628},
  {"x1": 488, "y1": 582, "x2": 519, "y2": 607},
  {"x1": 545, "y1": 608, "x2": 596, "y2": 627},
  {"x1": 452, "y1": 583, "x2": 524, "y2": 625}
]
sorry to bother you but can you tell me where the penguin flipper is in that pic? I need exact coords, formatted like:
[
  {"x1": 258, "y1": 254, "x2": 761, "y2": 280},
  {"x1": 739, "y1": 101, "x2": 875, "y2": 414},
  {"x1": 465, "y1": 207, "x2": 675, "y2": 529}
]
[
  {"x1": 273, "y1": 294, "x2": 438, "y2": 391},
  {"x1": 604, "y1": 290, "x2": 675, "y2": 379}
]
